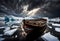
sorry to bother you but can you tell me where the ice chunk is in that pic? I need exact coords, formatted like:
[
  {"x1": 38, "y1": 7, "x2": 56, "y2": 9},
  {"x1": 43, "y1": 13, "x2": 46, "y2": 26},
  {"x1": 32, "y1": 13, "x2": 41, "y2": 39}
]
[
  {"x1": 0, "y1": 38, "x2": 5, "y2": 41},
  {"x1": 42, "y1": 32, "x2": 59, "y2": 41},
  {"x1": 4, "y1": 29, "x2": 17, "y2": 36},
  {"x1": 55, "y1": 28, "x2": 60, "y2": 32},
  {"x1": 52, "y1": 23, "x2": 60, "y2": 26}
]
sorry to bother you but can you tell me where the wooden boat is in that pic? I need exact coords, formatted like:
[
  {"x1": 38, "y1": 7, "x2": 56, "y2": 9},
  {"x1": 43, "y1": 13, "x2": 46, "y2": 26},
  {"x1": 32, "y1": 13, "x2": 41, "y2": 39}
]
[
  {"x1": 22, "y1": 18, "x2": 48, "y2": 41},
  {"x1": 23, "y1": 18, "x2": 47, "y2": 33}
]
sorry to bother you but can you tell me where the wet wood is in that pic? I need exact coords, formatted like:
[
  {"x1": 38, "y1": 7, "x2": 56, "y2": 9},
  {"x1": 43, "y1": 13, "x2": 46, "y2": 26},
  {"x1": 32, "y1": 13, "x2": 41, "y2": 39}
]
[{"x1": 23, "y1": 18, "x2": 47, "y2": 27}]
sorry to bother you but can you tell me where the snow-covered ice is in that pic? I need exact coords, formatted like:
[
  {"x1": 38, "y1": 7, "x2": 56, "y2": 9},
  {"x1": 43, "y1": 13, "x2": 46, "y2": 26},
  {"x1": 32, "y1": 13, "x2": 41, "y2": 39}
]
[
  {"x1": 42, "y1": 32, "x2": 59, "y2": 41},
  {"x1": 0, "y1": 38, "x2": 5, "y2": 41},
  {"x1": 4, "y1": 29, "x2": 17, "y2": 36},
  {"x1": 52, "y1": 23, "x2": 60, "y2": 26},
  {"x1": 55, "y1": 28, "x2": 60, "y2": 32}
]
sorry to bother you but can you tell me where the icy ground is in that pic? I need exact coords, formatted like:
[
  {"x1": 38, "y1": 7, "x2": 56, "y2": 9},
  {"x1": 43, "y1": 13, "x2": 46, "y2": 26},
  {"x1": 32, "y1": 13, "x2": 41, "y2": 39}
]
[
  {"x1": 42, "y1": 32, "x2": 59, "y2": 41},
  {"x1": 0, "y1": 17, "x2": 60, "y2": 41},
  {"x1": 0, "y1": 27, "x2": 60, "y2": 41}
]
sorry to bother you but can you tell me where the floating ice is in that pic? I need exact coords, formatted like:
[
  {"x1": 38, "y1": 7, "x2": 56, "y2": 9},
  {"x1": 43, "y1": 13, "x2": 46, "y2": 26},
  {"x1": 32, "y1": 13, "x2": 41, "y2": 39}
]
[
  {"x1": 4, "y1": 29, "x2": 17, "y2": 36},
  {"x1": 55, "y1": 28, "x2": 60, "y2": 32},
  {"x1": 42, "y1": 32, "x2": 59, "y2": 41}
]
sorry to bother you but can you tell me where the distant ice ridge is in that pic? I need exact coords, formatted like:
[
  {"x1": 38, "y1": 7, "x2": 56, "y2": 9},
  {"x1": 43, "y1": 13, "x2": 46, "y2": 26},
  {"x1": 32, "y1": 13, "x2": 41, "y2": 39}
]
[
  {"x1": 49, "y1": 17, "x2": 60, "y2": 22},
  {"x1": 0, "y1": 15, "x2": 60, "y2": 27}
]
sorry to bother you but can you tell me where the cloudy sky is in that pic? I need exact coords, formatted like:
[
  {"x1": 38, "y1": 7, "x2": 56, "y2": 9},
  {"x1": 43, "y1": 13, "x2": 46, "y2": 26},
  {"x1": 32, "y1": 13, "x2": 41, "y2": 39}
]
[{"x1": 0, "y1": 0, "x2": 60, "y2": 18}]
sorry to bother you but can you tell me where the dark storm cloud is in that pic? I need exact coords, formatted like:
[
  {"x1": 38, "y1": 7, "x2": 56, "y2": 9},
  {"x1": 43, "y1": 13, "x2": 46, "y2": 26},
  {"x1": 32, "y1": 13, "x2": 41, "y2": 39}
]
[
  {"x1": 0, "y1": 0, "x2": 60, "y2": 17},
  {"x1": 26, "y1": 0, "x2": 60, "y2": 17}
]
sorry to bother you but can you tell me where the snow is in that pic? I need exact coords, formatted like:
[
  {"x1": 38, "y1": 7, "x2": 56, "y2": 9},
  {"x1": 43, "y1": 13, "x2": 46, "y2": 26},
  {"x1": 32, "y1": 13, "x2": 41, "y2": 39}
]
[
  {"x1": 0, "y1": 38, "x2": 5, "y2": 41},
  {"x1": 24, "y1": 17, "x2": 34, "y2": 20},
  {"x1": 0, "y1": 27, "x2": 5, "y2": 29},
  {"x1": 55, "y1": 28, "x2": 60, "y2": 32},
  {"x1": 0, "y1": 34, "x2": 3, "y2": 36},
  {"x1": 4, "y1": 27, "x2": 10, "y2": 32},
  {"x1": 4, "y1": 29, "x2": 17, "y2": 36},
  {"x1": 0, "y1": 17, "x2": 5, "y2": 21},
  {"x1": 6, "y1": 17, "x2": 23, "y2": 26},
  {"x1": 48, "y1": 26, "x2": 52, "y2": 28},
  {"x1": 11, "y1": 25, "x2": 19, "y2": 28},
  {"x1": 42, "y1": 32, "x2": 59, "y2": 41},
  {"x1": 52, "y1": 23, "x2": 60, "y2": 26}
]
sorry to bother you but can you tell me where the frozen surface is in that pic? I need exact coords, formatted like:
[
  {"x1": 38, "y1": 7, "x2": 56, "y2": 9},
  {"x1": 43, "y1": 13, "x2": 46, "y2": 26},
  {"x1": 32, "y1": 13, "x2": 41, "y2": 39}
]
[
  {"x1": 55, "y1": 28, "x2": 60, "y2": 32},
  {"x1": 4, "y1": 27, "x2": 10, "y2": 32},
  {"x1": 0, "y1": 34, "x2": 3, "y2": 36},
  {"x1": 11, "y1": 25, "x2": 19, "y2": 28},
  {"x1": 4, "y1": 29, "x2": 17, "y2": 36},
  {"x1": 0, "y1": 38, "x2": 5, "y2": 41},
  {"x1": 48, "y1": 26, "x2": 52, "y2": 28},
  {"x1": 52, "y1": 23, "x2": 60, "y2": 26},
  {"x1": 0, "y1": 27, "x2": 5, "y2": 29},
  {"x1": 42, "y1": 32, "x2": 59, "y2": 41}
]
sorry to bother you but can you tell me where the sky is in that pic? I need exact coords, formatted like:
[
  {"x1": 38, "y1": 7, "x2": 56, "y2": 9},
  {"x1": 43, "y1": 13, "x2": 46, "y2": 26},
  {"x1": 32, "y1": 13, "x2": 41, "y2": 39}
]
[{"x1": 0, "y1": 0, "x2": 60, "y2": 18}]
